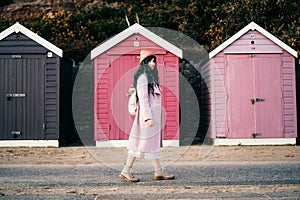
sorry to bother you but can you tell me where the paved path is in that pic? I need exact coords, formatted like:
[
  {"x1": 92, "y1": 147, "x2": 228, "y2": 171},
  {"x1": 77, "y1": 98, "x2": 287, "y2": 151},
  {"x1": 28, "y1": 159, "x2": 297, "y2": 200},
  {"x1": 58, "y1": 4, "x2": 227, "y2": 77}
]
[{"x1": 0, "y1": 161, "x2": 299, "y2": 199}]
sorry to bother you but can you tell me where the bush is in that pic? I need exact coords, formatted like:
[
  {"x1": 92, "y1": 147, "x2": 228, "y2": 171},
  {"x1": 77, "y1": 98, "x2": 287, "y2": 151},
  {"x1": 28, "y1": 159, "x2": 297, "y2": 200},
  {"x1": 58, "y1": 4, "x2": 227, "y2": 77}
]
[{"x1": 0, "y1": 0, "x2": 13, "y2": 7}]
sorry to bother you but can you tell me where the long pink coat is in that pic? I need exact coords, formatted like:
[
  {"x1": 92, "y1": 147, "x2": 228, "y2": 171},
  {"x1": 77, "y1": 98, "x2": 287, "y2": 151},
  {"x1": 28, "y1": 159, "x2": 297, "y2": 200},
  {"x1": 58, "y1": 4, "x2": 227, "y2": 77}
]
[{"x1": 127, "y1": 73, "x2": 163, "y2": 153}]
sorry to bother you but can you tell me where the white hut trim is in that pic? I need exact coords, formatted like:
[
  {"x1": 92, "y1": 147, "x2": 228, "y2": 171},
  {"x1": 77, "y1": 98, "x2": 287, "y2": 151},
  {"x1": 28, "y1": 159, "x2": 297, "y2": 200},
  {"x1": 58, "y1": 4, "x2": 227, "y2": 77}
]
[
  {"x1": 91, "y1": 23, "x2": 183, "y2": 60},
  {"x1": 209, "y1": 22, "x2": 298, "y2": 59},
  {"x1": 0, "y1": 22, "x2": 63, "y2": 57}
]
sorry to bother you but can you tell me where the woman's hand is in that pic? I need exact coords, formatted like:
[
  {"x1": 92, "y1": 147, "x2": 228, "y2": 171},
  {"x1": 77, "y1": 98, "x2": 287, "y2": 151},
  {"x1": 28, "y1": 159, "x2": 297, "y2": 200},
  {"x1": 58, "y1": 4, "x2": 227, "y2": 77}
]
[{"x1": 146, "y1": 119, "x2": 153, "y2": 127}]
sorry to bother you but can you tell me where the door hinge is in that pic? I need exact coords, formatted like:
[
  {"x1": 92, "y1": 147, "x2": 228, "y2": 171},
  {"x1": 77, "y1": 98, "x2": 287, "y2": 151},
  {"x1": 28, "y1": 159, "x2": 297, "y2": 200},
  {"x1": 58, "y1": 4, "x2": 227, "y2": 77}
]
[
  {"x1": 11, "y1": 131, "x2": 21, "y2": 138},
  {"x1": 11, "y1": 55, "x2": 22, "y2": 59},
  {"x1": 252, "y1": 133, "x2": 261, "y2": 138},
  {"x1": 11, "y1": 131, "x2": 21, "y2": 135},
  {"x1": 43, "y1": 123, "x2": 46, "y2": 130}
]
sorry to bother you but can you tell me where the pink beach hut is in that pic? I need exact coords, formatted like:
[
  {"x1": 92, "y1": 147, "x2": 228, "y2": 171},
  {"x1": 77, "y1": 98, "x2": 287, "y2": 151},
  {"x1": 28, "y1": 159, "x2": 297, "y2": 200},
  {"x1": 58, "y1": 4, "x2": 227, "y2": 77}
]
[
  {"x1": 202, "y1": 22, "x2": 298, "y2": 145},
  {"x1": 91, "y1": 24, "x2": 182, "y2": 147}
]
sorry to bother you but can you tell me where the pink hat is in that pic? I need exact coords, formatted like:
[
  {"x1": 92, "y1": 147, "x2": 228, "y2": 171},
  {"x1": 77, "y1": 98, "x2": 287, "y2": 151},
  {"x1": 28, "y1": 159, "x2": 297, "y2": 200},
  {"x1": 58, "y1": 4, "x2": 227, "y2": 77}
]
[{"x1": 139, "y1": 49, "x2": 154, "y2": 63}]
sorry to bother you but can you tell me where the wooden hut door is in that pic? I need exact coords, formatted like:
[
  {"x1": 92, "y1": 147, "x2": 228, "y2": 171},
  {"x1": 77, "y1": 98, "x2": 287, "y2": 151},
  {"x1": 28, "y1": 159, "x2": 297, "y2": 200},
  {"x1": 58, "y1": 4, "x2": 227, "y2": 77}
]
[
  {"x1": 253, "y1": 54, "x2": 282, "y2": 138},
  {"x1": 227, "y1": 54, "x2": 282, "y2": 138},
  {"x1": 0, "y1": 55, "x2": 45, "y2": 140},
  {"x1": 109, "y1": 55, "x2": 140, "y2": 140},
  {"x1": 227, "y1": 55, "x2": 255, "y2": 138}
]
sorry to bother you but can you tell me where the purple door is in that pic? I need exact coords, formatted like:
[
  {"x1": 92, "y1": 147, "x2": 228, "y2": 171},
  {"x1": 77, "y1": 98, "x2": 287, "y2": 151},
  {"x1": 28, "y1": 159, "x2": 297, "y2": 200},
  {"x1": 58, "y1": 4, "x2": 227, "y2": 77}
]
[
  {"x1": 0, "y1": 55, "x2": 45, "y2": 140},
  {"x1": 227, "y1": 54, "x2": 282, "y2": 138}
]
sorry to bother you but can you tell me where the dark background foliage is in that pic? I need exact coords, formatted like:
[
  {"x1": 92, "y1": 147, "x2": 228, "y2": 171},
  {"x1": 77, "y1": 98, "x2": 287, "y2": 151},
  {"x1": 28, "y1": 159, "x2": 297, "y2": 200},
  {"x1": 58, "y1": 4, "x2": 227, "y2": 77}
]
[{"x1": 0, "y1": 0, "x2": 299, "y2": 63}]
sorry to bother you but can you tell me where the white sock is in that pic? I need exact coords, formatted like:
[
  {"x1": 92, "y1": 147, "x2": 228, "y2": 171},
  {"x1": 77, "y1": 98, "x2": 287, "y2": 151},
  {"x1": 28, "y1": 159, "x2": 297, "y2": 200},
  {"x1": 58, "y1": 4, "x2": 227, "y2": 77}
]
[
  {"x1": 151, "y1": 159, "x2": 162, "y2": 171},
  {"x1": 125, "y1": 155, "x2": 136, "y2": 168}
]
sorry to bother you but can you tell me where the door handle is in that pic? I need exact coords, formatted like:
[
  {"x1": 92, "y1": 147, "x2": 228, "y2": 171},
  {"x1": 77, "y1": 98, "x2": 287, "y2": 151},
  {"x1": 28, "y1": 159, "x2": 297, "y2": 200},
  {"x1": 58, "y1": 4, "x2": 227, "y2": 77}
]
[
  {"x1": 255, "y1": 98, "x2": 265, "y2": 102},
  {"x1": 6, "y1": 93, "x2": 26, "y2": 100},
  {"x1": 7, "y1": 93, "x2": 26, "y2": 97},
  {"x1": 251, "y1": 98, "x2": 265, "y2": 104}
]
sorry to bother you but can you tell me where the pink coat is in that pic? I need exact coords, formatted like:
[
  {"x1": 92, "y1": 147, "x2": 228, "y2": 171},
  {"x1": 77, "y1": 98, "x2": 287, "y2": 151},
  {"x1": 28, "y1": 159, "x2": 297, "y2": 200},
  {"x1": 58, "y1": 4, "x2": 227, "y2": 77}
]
[{"x1": 127, "y1": 73, "x2": 163, "y2": 153}]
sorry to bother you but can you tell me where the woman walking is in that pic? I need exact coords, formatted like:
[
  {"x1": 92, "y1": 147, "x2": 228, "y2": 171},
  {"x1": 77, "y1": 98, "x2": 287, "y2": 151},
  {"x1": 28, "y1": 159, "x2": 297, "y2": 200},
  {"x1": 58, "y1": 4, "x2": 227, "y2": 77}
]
[{"x1": 119, "y1": 49, "x2": 174, "y2": 182}]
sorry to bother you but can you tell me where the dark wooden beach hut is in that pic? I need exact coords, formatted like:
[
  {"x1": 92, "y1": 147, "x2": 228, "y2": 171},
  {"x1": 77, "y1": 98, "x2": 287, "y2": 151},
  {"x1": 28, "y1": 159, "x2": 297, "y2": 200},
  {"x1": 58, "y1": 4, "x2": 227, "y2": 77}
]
[{"x1": 0, "y1": 22, "x2": 74, "y2": 147}]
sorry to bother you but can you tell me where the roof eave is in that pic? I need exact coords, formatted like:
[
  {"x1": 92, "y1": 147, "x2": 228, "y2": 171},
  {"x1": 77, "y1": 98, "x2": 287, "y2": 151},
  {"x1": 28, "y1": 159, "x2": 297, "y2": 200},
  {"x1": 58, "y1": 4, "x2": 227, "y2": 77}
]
[
  {"x1": 209, "y1": 22, "x2": 298, "y2": 58},
  {"x1": 0, "y1": 22, "x2": 63, "y2": 57},
  {"x1": 91, "y1": 23, "x2": 182, "y2": 60}
]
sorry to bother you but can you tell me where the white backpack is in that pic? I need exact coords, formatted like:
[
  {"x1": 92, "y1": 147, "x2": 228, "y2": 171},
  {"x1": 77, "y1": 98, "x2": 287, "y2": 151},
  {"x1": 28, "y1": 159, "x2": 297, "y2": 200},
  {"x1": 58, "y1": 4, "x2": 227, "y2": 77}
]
[{"x1": 128, "y1": 89, "x2": 138, "y2": 116}]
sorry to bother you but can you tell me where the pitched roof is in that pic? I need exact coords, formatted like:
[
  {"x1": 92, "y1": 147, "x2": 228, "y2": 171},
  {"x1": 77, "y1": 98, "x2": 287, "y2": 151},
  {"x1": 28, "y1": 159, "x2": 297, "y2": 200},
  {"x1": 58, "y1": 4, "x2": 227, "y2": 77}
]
[
  {"x1": 209, "y1": 22, "x2": 298, "y2": 58},
  {"x1": 0, "y1": 22, "x2": 63, "y2": 57},
  {"x1": 91, "y1": 23, "x2": 183, "y2": 60}
]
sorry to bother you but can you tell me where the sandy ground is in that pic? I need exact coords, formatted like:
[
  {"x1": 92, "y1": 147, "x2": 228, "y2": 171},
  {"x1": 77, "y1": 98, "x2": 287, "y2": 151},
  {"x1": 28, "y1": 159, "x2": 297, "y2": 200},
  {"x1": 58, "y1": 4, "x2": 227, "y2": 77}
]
[
  {"x1": 0, "y1": 145, "x2": 299, "y2": 165},
  {"x1": 2, "y1": 184, "x2": 299, "y2": 199},
  {"x1": 0, "y1": 145, "x2": 299, "y2": 199}
]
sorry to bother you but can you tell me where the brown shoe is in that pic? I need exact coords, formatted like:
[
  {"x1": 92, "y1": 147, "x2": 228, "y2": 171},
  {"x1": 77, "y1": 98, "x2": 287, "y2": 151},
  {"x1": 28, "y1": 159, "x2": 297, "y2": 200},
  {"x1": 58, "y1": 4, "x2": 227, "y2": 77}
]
[
  {"x1": 119, "y1": 165, "x2": 140, "y2": 182},
  {"x1": 119, "y1": 173, "x2": 140, "y2": 182},
  {"x1": 153, "y1": 168, "x2": 174, "y2": 180},
  {"x1": 153, "y1": 175, "x2": 175, "y2": 180}
]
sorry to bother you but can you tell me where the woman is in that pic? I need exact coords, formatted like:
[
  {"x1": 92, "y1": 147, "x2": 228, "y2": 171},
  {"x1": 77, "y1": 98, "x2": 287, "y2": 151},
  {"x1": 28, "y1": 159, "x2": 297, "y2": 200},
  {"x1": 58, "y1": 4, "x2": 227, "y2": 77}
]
[{"x1": 119, "y1": 50, "x2": 174, "y2": 182}]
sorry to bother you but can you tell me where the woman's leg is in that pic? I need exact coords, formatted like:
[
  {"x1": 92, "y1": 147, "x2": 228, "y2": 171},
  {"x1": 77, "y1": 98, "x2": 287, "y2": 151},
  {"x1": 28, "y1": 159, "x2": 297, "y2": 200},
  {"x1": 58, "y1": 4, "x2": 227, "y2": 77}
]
[
  {"x1": 125, "y1": 155, "x2": 136, "y2": 167},
  {"x1": 151, "y1": 159, "x2": 174, "y2": 180},
  {"x1": 119, "y1": 155, "x2": 139, "y2": 182}
]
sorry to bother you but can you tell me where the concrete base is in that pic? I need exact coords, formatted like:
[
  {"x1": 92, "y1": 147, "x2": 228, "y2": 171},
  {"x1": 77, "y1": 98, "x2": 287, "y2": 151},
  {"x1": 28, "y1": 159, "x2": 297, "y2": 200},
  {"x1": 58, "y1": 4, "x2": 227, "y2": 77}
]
[
  {"x1": 0, "y1": 140, "x2": 59, "y2": 147},
  {"x1": 214, "y1": 138, "x2": 296, "y2": 146},
  {"x1": 96, "y1": 140, "x2": 180, "y2": 147}
]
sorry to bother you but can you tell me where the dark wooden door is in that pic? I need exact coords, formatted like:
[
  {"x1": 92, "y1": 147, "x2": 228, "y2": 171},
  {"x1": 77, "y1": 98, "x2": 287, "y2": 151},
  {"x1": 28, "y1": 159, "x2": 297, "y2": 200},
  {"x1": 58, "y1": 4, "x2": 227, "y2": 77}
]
[{"x1": 0, "y1": 54, "x2": 45, "y2": 140}]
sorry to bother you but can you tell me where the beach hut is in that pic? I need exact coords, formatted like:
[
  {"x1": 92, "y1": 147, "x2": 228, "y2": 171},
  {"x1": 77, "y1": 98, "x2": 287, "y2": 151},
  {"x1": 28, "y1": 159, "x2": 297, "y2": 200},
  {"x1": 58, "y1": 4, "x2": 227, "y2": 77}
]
[
  {"x1": 0, "y1": 22, "x2": 74, "y2": 147},
  {"x1": 91, "y1": 23, "x2": 182, "y2": 147},
  {"x1": 201, "y1": 22, "x2": 298, "y2": 145}
]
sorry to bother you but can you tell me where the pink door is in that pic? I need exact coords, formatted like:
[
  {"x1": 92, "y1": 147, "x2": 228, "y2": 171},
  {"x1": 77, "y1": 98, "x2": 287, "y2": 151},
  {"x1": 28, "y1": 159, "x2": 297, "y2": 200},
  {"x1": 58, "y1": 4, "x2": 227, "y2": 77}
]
[
  {"x1": 106, "y1": 53, "x2": 178, "y2": 141},
  {"x1": 109, "y1": 55, "x2": 140, "y2": 140},
  {"x1": 227, "y1": 55, "x2": 255, "y2": 138},
  {"x1": 254, "y1": 54, "x2": 282, "y2": 138},
  {"x1": 227, "y1": 54, "x2": 283, "y2": 138}
]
